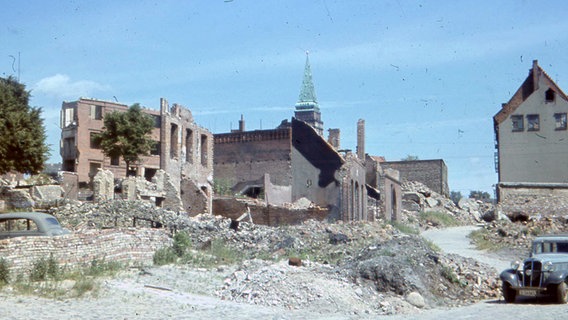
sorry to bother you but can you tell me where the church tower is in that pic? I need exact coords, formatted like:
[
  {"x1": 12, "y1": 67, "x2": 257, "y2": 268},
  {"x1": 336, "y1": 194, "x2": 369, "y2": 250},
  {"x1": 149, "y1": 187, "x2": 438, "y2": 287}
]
[{"x1": 294, "y1": 52, "x2": 324, "y2": 136}]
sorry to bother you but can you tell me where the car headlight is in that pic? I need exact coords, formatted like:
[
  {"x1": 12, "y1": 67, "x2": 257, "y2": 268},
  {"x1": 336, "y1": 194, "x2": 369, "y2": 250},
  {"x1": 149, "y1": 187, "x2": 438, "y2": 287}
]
[
  {"x1": 542, "y1": 261, "x2": 554, "y2": 272},
  {"x1": 511, "y1": 260, "x2": 521, "y2": 270}
]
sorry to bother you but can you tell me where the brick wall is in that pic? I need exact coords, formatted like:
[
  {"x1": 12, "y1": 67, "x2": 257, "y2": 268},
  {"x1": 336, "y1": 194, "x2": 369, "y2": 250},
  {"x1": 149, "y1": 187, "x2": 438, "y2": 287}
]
[
  {"x1": 0, "y1": 228, "x2": 172, "y2": 275},
  {"x1": 381, "y1": 159, "x2": 448, "y2": 197},
  {"x1": 212, "y1": 198, "x2": 329, "y2": 226},
  {"x1": 214, "y1": 128, "x2": 293, "y2": 188}
]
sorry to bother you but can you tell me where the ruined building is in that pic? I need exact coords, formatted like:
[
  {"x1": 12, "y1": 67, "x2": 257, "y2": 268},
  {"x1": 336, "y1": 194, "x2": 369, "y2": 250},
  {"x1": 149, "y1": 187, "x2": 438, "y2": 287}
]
[
  {"x1": 60, "y1": 97, "x2": 213, "y2": 214},
  {"x1": 380, "y1": 159, "x2": 449, "y2": 197},
  {"x1": 214, "y1": 54, "x2": 401, "y2": 221},
  {"x1": 494, "y1": 60, "x2": 568, "y2": 208}
]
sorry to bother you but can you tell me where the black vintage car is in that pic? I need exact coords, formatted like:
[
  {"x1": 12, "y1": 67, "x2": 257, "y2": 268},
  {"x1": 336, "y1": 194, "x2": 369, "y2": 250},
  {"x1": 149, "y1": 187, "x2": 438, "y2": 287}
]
[{"x1": 500, "y1": 235, "x2": 568, "y2": 303}]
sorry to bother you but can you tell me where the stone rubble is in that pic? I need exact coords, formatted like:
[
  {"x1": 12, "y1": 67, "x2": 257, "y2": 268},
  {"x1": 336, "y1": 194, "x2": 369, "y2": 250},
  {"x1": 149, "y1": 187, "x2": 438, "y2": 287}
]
[{"x1": 45, "y1": 198, "x2": 499, "y2": 315}]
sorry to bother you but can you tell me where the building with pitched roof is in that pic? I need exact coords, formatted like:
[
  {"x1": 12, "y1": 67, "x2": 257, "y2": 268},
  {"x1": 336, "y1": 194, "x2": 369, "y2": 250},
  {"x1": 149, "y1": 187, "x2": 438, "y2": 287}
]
[
  {"x1": 213, "y1": 53, "x2": 398, "y2": 221},
  {"x1": 494, "y1": 60, "x2": 568, "y2": 201}
]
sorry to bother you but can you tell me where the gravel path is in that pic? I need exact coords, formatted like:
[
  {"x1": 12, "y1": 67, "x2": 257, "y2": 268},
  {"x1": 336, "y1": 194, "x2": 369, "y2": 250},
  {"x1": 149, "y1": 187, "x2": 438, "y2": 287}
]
[{"x1": 421, "y1": 225, "x2": 511, "y2": 272}]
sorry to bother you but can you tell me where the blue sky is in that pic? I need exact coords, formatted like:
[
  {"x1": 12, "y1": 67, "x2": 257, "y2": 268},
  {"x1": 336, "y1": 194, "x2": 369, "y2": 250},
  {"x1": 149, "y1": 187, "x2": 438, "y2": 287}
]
[{"x1": 2, "y1": 0, "x2": 568, "y2": 195}]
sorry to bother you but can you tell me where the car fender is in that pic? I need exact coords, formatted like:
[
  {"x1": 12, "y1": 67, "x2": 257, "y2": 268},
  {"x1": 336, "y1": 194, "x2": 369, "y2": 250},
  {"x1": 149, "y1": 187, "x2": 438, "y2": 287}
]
[
  {"x1": 500, "y1": 269, "x2": 519, "y2": 287},
  {"x1": 546, "y1": 271, "x2": 568, "y2": 285}
]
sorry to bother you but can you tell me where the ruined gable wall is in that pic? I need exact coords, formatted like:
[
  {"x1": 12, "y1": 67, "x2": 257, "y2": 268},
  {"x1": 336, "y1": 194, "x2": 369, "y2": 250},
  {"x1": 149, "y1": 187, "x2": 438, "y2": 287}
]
[
  {"x1": 381, "y1": 160, "x2": 448, "y2": 197},
  {"x1": 214, "y1": 129, "x2": 293, "y2": 189}
]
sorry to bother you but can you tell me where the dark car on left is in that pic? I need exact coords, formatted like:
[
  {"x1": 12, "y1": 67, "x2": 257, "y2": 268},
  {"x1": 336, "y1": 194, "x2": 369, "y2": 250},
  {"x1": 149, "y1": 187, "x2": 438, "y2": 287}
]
[{"x1": 0, "y1": 212, "x2": 70, "y2": 239}]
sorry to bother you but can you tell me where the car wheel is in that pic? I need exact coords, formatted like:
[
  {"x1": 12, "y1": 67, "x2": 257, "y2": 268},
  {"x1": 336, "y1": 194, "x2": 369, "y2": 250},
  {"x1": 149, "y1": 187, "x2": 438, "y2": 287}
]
[
  {"x1": 502, "y1": 282, "x2": 516, "y2": 303},
  {"x1": 553, "y1": 282, "x2": 568, "y2": 304}
]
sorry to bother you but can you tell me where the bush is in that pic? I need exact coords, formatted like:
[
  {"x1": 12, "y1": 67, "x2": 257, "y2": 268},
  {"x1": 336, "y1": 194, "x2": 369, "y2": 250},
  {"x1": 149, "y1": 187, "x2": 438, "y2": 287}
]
[
  {"x1": 153, "y1": 247, "x2": 177, "y2": 266},
  {"x1": 173, "y1": 231, "x2": 192, "y2": 257},
  {"x1": 0, "y1": 258, "x2": 9, "y2": 286}
]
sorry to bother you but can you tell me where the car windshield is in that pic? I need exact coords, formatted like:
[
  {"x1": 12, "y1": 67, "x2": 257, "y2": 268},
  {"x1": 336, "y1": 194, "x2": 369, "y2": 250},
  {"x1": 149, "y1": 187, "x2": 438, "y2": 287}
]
[
  {"x1": 533, "y1": 241, "x2": 568, "y2": 254},
  {"x1": 45, "y1": 217, "x2": 61, "y2": 227}
]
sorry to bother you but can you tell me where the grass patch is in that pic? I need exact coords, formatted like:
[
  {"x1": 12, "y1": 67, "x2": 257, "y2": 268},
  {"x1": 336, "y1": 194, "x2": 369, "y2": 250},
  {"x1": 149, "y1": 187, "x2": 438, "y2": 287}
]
[
  {"x1": 0, "y1": 258, "x2": 10, "y2": 287},
  {"x1": 419, "y1": 211, "x2": 460, "y2": 227},
  {"x1": 440, "y1": 265, "x2": 461, "y2": 285},
  {"x1": 468, "y1": 228, "x2": 505, "y2": 251},
  {"x1": 390, "y1": 221, "x2": 419, "y2": 235},
  {"x1": 2, "y1": 256, "x2": 124, "y2": 299}
]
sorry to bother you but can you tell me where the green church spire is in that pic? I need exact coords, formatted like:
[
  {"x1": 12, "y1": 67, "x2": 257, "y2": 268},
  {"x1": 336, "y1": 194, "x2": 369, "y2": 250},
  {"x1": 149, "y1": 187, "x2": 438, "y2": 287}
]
[
  {"x1": 295, "y1": 51, "x2": 319, "y2": 111},
  {"x1": 294, "y1": 51, "x2": 323, "y2": 136}
]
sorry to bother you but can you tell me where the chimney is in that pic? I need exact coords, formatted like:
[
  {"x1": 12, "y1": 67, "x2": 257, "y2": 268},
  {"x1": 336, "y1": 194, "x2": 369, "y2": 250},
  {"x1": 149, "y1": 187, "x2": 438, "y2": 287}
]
[
  {"x1": 356, "y1": 119, "x2": 365, "y2": 160},
  {"x1": 532, "y1": 60, "x2": 539, "y2": 91},
  {"x1": 239, "y1": 114, "x2": 245, "y2": 132},
  {"x1": 327, "y1": 128, "x2": 340, "y2": 149}
]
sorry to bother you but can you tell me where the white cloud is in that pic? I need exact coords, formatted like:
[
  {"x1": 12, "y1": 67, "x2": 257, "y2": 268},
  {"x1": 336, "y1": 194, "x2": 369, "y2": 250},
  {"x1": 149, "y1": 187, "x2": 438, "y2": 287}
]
[{"x1": 34, "y1": 74, "x2": 110, "y2": 99}]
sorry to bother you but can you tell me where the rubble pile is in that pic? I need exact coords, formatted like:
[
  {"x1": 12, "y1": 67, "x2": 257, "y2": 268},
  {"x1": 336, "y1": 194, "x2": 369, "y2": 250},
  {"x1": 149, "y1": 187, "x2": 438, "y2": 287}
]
[
  {"x1": 476, "y1": 215, "x2": 568, "y2": 253},
  {"x1": 400, "y1": 181, "x2": 486, "y2": 227},
  {"x1": 346, "y1": 235, "x2": 499, "y2": 308},
  {"x1": 49, "y1": 200, "x2": 499, "y2": 314},
  {"x1": 49, "y1": 200, "x2": 193, "y2": 231}
]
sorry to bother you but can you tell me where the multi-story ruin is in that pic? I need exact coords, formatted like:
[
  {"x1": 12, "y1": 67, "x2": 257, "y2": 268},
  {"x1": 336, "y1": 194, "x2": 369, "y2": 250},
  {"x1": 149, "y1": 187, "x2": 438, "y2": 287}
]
[{"x1": 60, "y1": 97, "x2": 213, "y2": 214}]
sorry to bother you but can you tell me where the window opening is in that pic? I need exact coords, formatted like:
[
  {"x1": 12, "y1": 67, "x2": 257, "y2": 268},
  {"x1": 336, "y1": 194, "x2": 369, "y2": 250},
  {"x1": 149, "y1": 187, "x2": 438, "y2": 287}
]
[
  {"x1": 555, "y1": 113, "x2": 567, "y2": 130},
  {"x1": 511, "y1": 115, "x2": 524, "y2": 132},
  {"x1": 527, "y1": 114, "x2": 540, "y2": 131},
  {"x1": 546, "y1": 88, "x2": 556, "y2": 102}
]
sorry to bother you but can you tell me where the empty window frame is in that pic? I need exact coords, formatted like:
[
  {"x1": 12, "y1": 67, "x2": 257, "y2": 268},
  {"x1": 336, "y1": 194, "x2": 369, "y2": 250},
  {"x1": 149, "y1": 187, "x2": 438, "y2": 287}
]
[
  {"x1": 151, "y1": 141, "x2": 161, "y2": 155},
  {"x1": 527, "y1": 114, "x2": 540, "y2": 131},
  {"x1": 90, "y1": 105, "x2": 103, "y2": 120},
  {"x1": 555, "y1": 113, "x2": 567, "y2": 130},
  {"x1": 90, "y1": 132, "x2": 101, "y2": 149},
  {"x1": 511, "y1": 115, "x2": 524, "y2": 132},
  {"x1": 546, "y1": 88, "x2": 556, "y2": 103}
]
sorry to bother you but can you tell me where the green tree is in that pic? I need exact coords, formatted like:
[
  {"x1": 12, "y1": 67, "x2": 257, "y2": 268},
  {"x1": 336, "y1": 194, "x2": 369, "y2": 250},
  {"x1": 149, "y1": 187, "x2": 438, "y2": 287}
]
[
  {"x1": 0, "y1": 76, "x2": 49, "y2": 175},
  {"x1": 94, "y1": 103, "x2": 155, "y2": 176},
  {"x1": 468, "y1": 190, "x2": 491, "y2": 201},
  {"x1": 450, "y1": 191, "x2": 462, "y2": 205},
  {"x1": 401, "y1": 155, "x2": 419, "y2": 161}
]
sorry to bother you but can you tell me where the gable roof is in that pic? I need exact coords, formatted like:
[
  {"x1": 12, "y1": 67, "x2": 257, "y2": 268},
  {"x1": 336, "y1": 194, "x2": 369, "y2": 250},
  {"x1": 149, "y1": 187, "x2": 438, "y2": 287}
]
[{"x1": 494, "y1": 60, "x2": 568, "y2": 125}]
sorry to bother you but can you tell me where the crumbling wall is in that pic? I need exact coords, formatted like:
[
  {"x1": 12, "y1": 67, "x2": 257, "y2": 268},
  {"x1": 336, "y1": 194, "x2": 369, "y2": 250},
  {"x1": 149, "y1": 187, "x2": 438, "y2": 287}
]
[
  {"x1": 160, "y1": 99, "x2": 214, "y2": 215},
  {"x1": 214, "y1": 128, "x2": 293, "y2": 189},
  {"x1": 497, "y1": 183, "x2": 568, "y2": 219},
  {"x1": 264, "y1": 173, "x2": 292, "y2": 206},
  {"x1": 381, "y1": 160, "x2": 449, "y2": 197},
  {"x1": 92, "y1": 169, "x2": 114, "y2": 202},
  {"x1": 59, "y1": 171, "x2": 78, "y2": 200},
  {"x1": 212, "y1": 198, "x2": 329, "y2": 226},
  {"x1": 0, "y1": 228, "x2": 171, "y2": 275},
  {"x1": 180, "y1": 177, "x2": 209, "y2": 216},
  {"x1": 0, "y1": 188, "x2": 34, "y2": 210}
]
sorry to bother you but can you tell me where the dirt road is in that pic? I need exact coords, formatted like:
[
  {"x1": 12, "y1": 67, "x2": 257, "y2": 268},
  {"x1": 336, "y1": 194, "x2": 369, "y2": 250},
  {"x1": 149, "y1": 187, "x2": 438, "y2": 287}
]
[{"x1": 404, "y1": 226, "x2": 568, "y2": 320}]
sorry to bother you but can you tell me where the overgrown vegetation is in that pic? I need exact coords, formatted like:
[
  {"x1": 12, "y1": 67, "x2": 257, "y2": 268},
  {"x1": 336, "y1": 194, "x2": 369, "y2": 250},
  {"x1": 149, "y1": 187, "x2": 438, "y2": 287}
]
[
  {"x1": 153, "y1": 231, "x2": 242, "y2": 268},
  {"x1": 390, "y1": 221, "x2": 419, "y2": 234},
  {"x1": 213, "y1": 179, "x2": 233, "y2": 196},
  {"x1": 0, "y1": 256, "x2": 124, "y2": 298},
  {"x1": 468, "y1": 228, "x2": 506, "y2": 251},
  {"x1": 0, "y1": 258, "x2": 9, "y2": 287},
  {"x1": 419, "y1": 211, "x2": 460, "y2": 228},
  {"x1": 440, "y1": 264, "x2": 464, "y2": 286}
]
